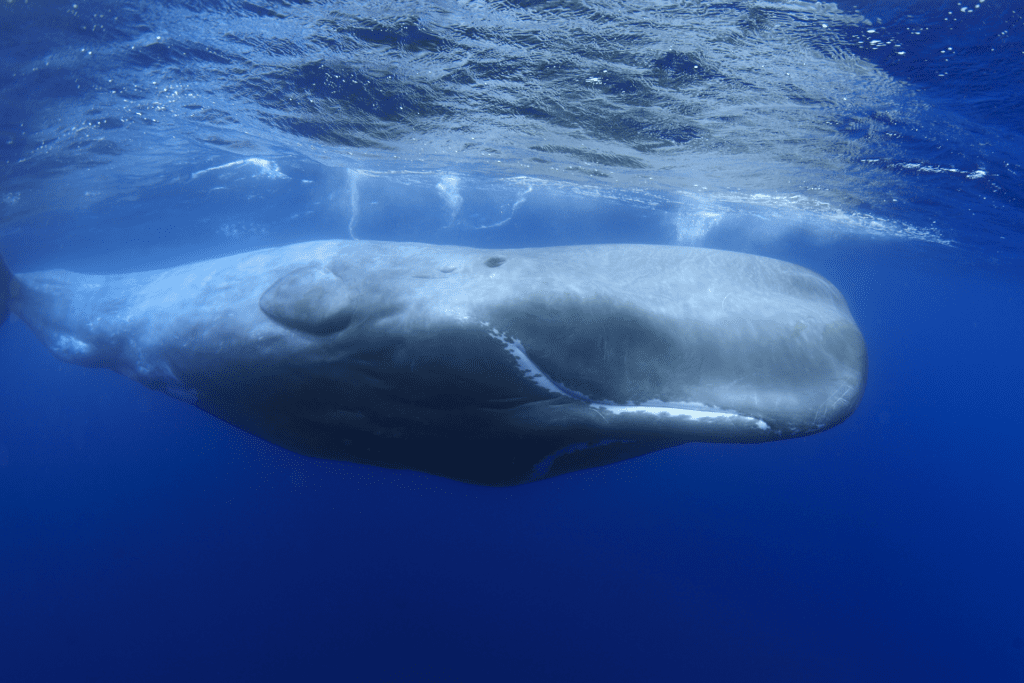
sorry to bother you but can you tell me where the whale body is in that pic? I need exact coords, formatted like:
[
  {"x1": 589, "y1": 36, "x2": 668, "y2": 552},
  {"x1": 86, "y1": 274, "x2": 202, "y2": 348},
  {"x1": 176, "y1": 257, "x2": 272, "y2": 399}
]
[{"x1": 0, "y1": 241, "x2": 866, "y2": 485}]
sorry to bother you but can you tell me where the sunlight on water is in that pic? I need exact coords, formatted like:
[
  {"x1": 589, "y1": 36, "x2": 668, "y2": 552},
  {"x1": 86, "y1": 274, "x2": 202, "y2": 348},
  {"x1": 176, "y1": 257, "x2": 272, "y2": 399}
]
[{"x1": 1, "y1": 0, "x2": 1018, "y2": 262}]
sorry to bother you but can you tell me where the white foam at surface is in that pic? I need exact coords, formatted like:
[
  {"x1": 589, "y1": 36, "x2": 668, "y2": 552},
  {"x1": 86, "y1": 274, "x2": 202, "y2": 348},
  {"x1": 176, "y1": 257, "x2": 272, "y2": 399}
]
[{"x1": 191, "y1": 158, "x2": 288, "y2": 180}]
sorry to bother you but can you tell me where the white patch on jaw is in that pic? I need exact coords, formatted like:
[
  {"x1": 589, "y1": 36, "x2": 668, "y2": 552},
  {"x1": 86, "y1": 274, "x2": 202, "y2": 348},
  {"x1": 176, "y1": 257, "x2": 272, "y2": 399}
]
[
  {"x1": 485, "y1": 325, "x2": 768, "y2": 430},
  {"x1": 593, "y1": 404, "x2": 769, "y2": 430}
]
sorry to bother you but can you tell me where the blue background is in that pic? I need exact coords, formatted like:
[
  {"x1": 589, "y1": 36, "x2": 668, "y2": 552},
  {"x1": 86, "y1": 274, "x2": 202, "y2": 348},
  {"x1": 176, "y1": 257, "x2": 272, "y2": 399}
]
[{"x1": 2, "y1": 1, "x2": 1023, "y2": 681}]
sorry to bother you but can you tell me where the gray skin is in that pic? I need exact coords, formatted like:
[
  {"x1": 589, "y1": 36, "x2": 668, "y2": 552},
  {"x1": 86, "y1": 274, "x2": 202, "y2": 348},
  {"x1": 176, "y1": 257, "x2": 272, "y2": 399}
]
[{"x1": 0, "y1": 241, "x2": 866, "y2": 485}]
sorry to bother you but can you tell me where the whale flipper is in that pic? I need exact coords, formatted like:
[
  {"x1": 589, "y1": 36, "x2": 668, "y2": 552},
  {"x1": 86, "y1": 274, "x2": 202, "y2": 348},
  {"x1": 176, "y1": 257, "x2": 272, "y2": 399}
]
[{"x1": 259, "y1": 265, "x2": 355, "y2": 334}]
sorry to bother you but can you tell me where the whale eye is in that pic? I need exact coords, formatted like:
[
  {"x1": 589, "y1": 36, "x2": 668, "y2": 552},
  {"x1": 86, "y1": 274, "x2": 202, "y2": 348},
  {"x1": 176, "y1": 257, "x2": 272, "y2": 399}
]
[
  {"x1": 485, "y1": 257, "x2": 506, "y2": 268},
  {"x1": 259, "y1": 265, "x2": 353, "y2": 334}
]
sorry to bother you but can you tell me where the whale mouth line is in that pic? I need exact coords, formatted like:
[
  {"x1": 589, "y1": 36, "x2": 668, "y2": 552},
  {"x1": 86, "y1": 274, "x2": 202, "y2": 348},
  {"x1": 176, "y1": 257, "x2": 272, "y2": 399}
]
[
  {"x1": 485, "y1": 325, "x2": 770, "y2": 431},
  {"x1": 588, "y1": 403, "x2": 769, "y2": 430}
]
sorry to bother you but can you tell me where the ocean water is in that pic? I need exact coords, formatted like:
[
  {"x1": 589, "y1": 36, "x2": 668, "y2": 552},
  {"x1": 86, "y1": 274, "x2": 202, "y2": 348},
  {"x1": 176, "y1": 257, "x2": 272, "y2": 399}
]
[{"x1": 1, "y1": 1, "x2": 1022, "y2": 680}]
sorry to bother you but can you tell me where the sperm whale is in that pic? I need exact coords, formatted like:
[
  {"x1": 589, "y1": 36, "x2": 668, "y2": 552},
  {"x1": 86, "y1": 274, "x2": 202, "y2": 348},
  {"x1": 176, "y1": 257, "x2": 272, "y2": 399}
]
[{"x1": 0, "y1": 241, "x2": 866, "y2": 485}]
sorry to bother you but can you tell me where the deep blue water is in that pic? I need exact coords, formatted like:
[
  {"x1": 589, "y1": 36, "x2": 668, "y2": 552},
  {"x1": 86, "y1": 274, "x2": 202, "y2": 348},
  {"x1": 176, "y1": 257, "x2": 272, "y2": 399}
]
[{"x1": 1, "y1": 1, "x2": 1023, "y2": 681}]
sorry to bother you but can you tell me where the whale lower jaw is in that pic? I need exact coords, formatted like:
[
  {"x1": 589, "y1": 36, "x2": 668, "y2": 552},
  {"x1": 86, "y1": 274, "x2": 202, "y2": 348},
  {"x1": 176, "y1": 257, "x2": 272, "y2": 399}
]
[
  {"x1": 487, "y1": 324, "x2": 771, "y2": 434},
  {"x1": 589, "y1": 403, "x2": 769, "y2": 431}
]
